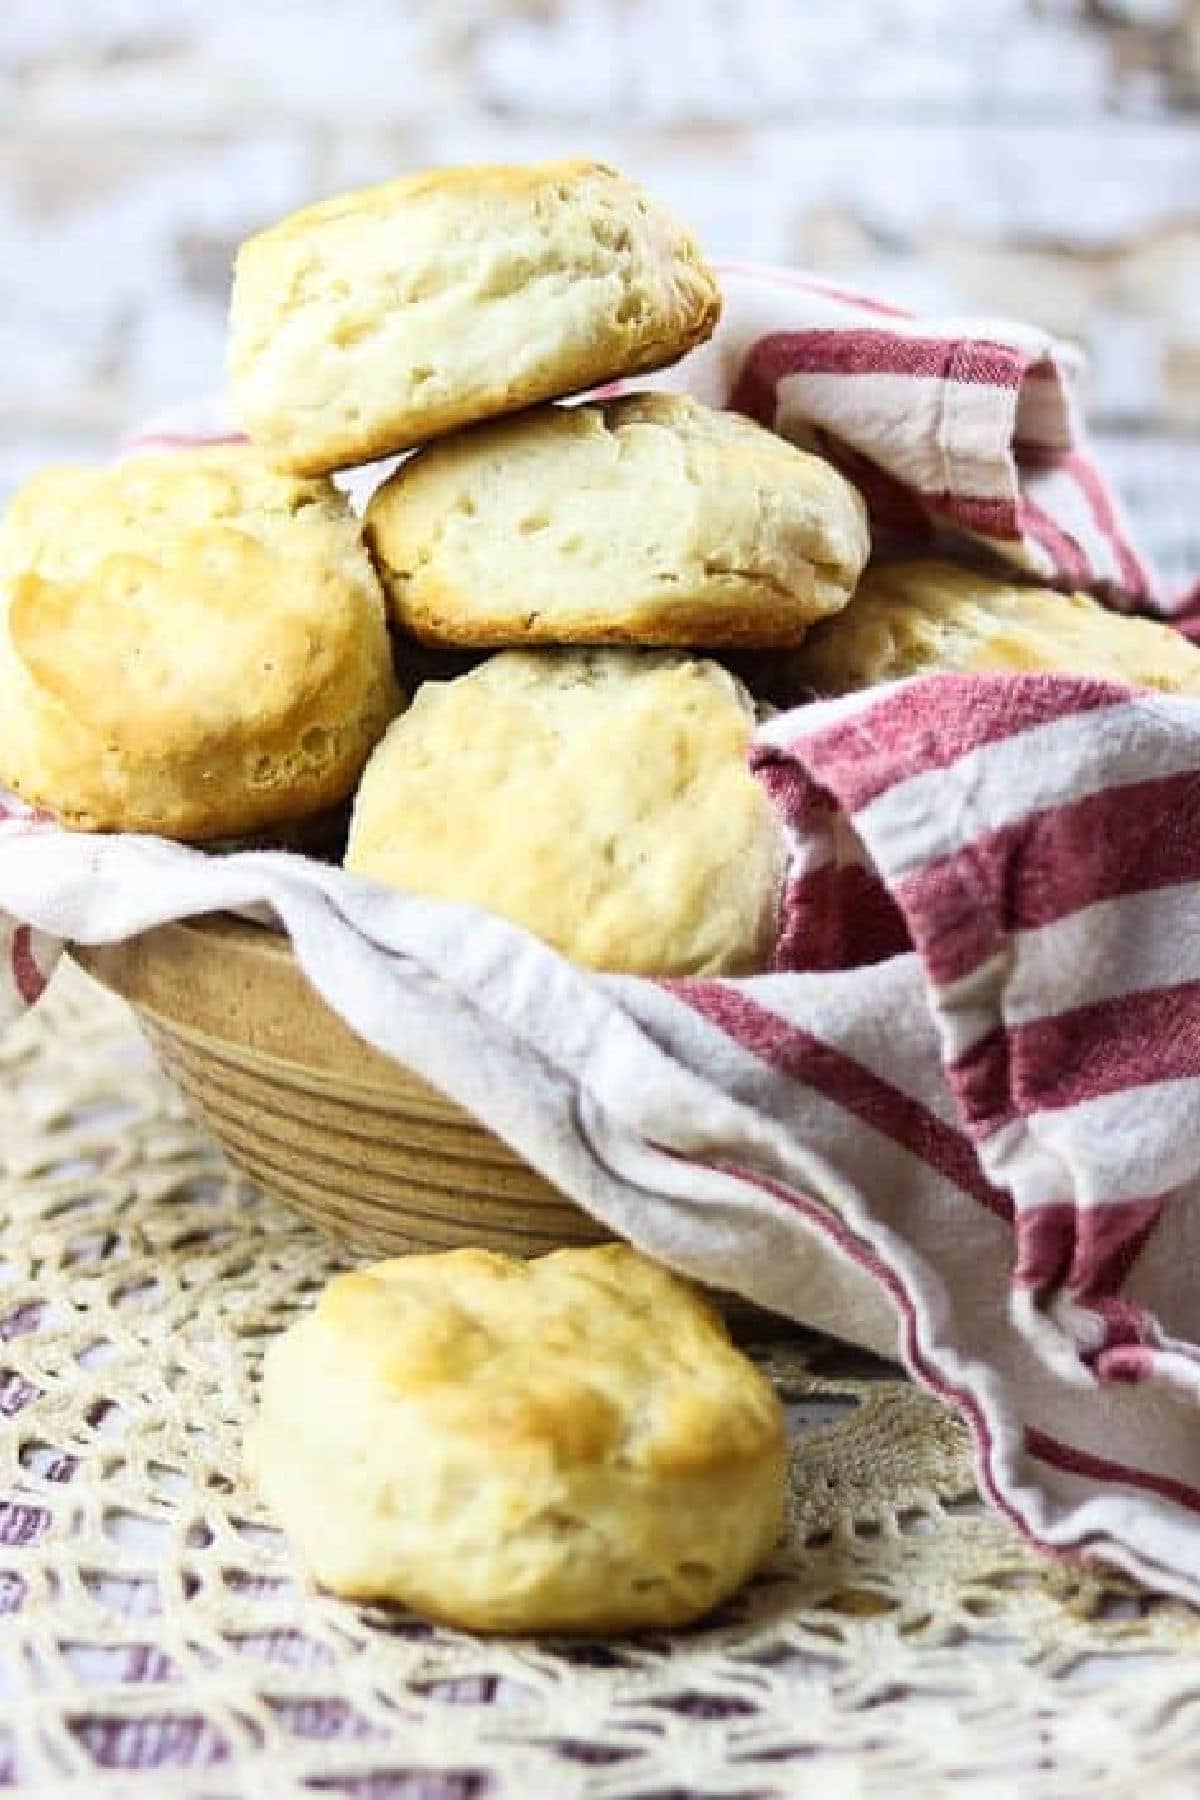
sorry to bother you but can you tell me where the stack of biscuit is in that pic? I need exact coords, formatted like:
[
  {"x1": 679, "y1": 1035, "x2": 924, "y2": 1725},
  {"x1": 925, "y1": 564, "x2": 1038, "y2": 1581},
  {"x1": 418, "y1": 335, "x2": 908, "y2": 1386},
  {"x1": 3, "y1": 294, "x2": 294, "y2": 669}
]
[
  {"x1": 3, "y1": 156, "x2": 1198, "y2": 980},
  {"x1": 10, "y1": 157, "x2": 1200, "y2": 1638},
  {"x1": 0, "y1": 157, "x2": 873, "y2": 978}
]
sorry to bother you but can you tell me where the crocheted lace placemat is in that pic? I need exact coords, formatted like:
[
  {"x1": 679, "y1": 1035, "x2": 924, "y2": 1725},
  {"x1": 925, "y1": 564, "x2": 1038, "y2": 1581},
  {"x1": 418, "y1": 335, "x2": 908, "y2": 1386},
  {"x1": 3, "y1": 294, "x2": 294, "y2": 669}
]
[{"x1": 3, "y1": 964, "x2": 1200, "y2": 1798}]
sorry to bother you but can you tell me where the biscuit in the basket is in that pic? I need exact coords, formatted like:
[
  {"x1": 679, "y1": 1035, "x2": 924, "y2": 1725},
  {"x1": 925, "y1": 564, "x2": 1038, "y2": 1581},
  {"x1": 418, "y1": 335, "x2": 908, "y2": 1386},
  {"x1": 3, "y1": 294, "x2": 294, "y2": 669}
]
[
  {"x1": 344, "y1": 649, "x2": 785, "y2": 975},
  {"x1": 796, "y1": 558, "x2": 1200, "y2": 694},
  {"x1": 228, "y1": 159, "x2": 721, "y2": 475},
  {"x1": 364, "y1": 392, "x2": 869, "y2": 648},
  {"x1": 247, "y1": 1244, "x2": 788, "y2": 1633},
  {"x1": 0, "y1": 447, "x2": 402, "y2": 839}
]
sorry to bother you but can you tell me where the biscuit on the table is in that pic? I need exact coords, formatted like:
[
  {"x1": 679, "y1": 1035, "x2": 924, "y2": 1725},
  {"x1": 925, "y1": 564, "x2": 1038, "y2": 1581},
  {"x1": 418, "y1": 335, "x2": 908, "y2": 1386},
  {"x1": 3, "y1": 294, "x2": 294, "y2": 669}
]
[
  {"x1": 364, "y1": 392, "x2": 869, "y2": 648},
  {"x1": 344, "y1": 649, "x2": 786, "y2": 976},
  {"x1": 0, "y1": 447, "x2": 402, "y2": 839},
  {"x1": 795, "y1": 558, "x2": 1200, "y2": 694},
  {"x1": 229, "y1": 159, "x2": 721, "y2": 476},
  {"x1": 247, "y1": 1244, "x2": 788, "y2": 1634}
]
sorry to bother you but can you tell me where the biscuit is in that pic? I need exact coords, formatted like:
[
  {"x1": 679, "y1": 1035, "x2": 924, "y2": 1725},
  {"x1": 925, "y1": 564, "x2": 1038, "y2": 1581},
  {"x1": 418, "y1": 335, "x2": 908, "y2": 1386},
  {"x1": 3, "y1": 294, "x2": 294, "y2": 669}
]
[
  {"x1": 247, "y1": 1244, "x2": 788, "y2": 1633},
  {"x1": 345, "y1": 649, "x2": 786, "y2": 976},
  {"x1": 364, "y1": 392, "x2": 870, "y2": 648},
  {"x1": 228, "y1": 159, "x2": 721, "y2": 476},
  {"x1": 0, "y1": 448, "x2": 402, "y2": 839},
  {"x1": 796, "y1": 558, "x2": 1200, "y2": 695}
]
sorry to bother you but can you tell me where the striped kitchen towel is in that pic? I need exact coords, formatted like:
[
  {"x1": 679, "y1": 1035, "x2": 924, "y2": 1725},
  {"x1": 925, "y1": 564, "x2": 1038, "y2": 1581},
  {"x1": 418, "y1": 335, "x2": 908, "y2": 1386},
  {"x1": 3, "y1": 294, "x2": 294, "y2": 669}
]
[
  {"x1": 637, "y1": 262, "x2": 1166, "y2": 612},
  {"x1": 3, "y1": 264, "x2": 1200, "y2": 1600}
]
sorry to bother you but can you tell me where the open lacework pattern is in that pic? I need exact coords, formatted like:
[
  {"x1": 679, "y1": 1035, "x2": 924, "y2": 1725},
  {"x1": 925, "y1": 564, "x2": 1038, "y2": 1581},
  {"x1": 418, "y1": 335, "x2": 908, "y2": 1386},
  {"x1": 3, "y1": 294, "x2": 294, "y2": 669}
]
[{"x1": 3, "y1": 965, "x2": 1200, "y2": 1798}]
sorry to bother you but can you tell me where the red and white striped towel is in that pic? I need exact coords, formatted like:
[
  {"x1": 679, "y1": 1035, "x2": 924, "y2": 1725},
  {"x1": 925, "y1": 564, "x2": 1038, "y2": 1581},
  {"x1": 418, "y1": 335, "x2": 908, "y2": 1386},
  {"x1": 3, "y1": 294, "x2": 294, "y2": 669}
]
[
  {"x1": 4, "y1": 265, "x2": 1200, "y2": 1601},
  {"x1": 628, "y1": 263, "x2": 1166, "y2": 612}
]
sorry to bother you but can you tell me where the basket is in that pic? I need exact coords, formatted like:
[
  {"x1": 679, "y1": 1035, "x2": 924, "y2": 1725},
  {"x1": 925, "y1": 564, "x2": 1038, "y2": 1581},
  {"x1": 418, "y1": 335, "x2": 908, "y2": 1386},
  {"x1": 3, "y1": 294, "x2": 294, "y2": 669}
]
[{"x1": 71, "y1": 916, "x2": 782, "y2": 1331}]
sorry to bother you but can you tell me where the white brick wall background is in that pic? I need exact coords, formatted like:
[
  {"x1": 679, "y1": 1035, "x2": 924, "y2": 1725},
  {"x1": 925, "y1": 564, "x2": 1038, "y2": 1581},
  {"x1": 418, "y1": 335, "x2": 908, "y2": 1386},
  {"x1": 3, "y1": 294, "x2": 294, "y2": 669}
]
[{"x1": 3, "y1": 0, "x2": 1198, "y2": 577}]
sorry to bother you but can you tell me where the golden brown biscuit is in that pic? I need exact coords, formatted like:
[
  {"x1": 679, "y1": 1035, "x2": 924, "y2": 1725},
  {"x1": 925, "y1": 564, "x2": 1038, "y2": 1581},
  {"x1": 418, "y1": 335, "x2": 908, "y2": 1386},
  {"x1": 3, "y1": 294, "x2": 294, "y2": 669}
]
[
  {"x1": 229, "y1": 159, "x2": 722, "y2": 477},
  {"x1": 364, "y1": 392, "x2": 869, "y2": 648},
  {"x1": 247, "y1": 1244, "x2": 788, "y2": 1634},
  {"x1": 345, "y1": 649, "x2": 786, "y2": 976},
  {"x1": 0, "y1": 448, "x2": 402, "y2": 839},
  {"x1": 796, "y1": 558, "x2": 1200, "y2": 694}
]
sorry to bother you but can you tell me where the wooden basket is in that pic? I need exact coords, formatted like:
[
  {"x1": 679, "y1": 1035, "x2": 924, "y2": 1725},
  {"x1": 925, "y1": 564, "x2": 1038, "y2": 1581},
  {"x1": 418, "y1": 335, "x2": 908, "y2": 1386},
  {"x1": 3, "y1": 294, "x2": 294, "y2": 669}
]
[
  {"x1": 71, "y1": 915, "x2": 607, "y2": 1261},
  {"x1": 71, "y1": 917, "x2": 781, "y2": 1330}
]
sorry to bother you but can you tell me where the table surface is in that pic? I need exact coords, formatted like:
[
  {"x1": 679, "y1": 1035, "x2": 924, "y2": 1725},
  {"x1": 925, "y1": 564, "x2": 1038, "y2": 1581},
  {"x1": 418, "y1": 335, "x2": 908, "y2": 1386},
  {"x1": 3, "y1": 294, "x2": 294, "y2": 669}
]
[{"x1": 4, "y1": 965, "x2": 1200, "y2": 1800}]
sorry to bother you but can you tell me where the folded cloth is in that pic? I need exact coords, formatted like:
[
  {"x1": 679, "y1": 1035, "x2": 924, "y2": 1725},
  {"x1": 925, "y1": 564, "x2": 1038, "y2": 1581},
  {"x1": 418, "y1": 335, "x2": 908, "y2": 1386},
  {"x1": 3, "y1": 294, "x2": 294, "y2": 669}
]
[
  {"x1": 623, "y1": 263, "x2": 1168, "y2": 613},
  {"x1": 4, "y1": 266, "x2": 1200, "y2": 1602}
]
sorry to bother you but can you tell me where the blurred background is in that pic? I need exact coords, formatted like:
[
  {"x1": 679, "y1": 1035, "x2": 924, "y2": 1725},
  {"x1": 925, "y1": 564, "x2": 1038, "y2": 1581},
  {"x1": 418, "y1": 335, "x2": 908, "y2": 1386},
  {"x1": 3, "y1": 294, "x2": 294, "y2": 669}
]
[{"x1": 3, "y1": 0, "x2": 1198, "y2": 581}]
